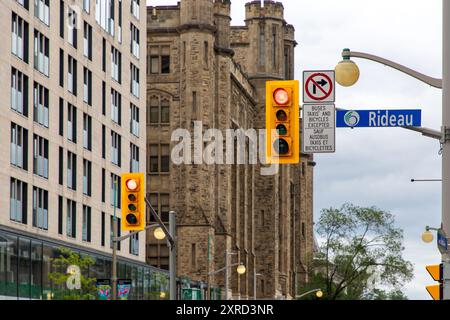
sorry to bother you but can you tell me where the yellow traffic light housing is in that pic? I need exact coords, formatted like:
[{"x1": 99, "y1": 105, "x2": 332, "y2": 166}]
[
  {"x1": 426, "y1": 264, "x2": 443, "y2": 300},
  {"x1": 266, "y1": 80, "x2": 300, "y2": 164},
  {"x1": 121, "y1": 173, "x2": 145, "y2": 231}
]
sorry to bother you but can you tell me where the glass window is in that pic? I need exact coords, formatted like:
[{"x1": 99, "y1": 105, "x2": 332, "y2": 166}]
[
  {"x1": 68, "y1": 56, "x2": 77, "y2": 95},
  {"x1": 130, "y1": 63, "x2": 140, "y2": 98},
  {"x1": 31, "y1": 241, "x2": 42, "y2": 299},
  {"x1": 149, "y1": 97, "x2": 159, "y2": 124},
  {"x1": 130, "y1": 103, "x2": 140, "y2": 137},
  {"x1": 34, "y1": 0, "x2": 50, "y2": 26},
  {"x1": 149, "y1": 145, "x2": 158, "y2": 173},
  {"x1": 111, "y1": 46, "x2": 121, "y2": 83},
  {"x1": 33, "y1": 30, "x2": 49, "y2": 76},
  {"x1": 0, "y1": 233, "x2": 18, "y2": 299},
  {"x1": 83, "y1": 159, "x2": 92, "y2": 196},
  {"x1": 66, "y1": 199, "x2": 76, "y2": 238},
  {"x1": 10, "y1": 178, "x2": 27, "y2": 224},
  {"x1": 11, "y1": 123, "x2": 28, "y2": 171},
  {"x1": 111, "y1": 131, "x2": 121, "y2": 167},
  {"x1": 83, "y1": 68, "x2": 92, "y2": 105},
  {"x1": 32, "y1": 187, "x2": 48, "y2": 230},
  {"x1": 111, "y1": 89, "x2": 121, "y2": 125},
  {"x1": 12, "y1": 13, "x2": 29, "y2": 63},
  {"x1": 161, "y1": 145, "x2": 170, "y2": 173},
  {"x1": 67, "y1": 103, "x2": 77, "y2": 143},
  {"x1": 160, "y1": 194, "x2": 170, "y2": 223},
  {"x1": 149, "y1": 45, "x2": 170, "y2": 74},
  {"x1": 33, "y1": 134, "x2": 49, "y2": 179},
  {"x1": 11, "y1": 67, "x2": 29, "y2": 117},
  {"x1": 18, "y1": 238, "x2": 31, "y2": 299},
  {"x1": 130, "y1": 143, "x2": 139, "y2": 173},
  {"x1": 83, "y1": 113, "x2": 92, "y2": 151},
  {"x1": 110, "y1": 174, "x2": 121, "y2": 208},
  {"x1": 161, "y1": 100, "x2": 170, "y2": 124},
  {"x1": 82, "y1": 205, "x2": 91, "y2": 242},
  {"x1": 83, "y1": 22, "x2": 92, "y2": 60},
  {"x1": 33, "y1": 82, "x2": 49, "y2": 127}
]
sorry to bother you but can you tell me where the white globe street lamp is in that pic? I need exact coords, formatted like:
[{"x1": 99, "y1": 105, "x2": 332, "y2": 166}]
[
  {"x1": 237, "y1": 264, "x2": 246, "y2": 275},
  {"x1": 335, "y1": 49, "x2": 360, "y2": 87},
  {"x1": 154, "y1": 227, "x2": 166, "y2": 240}
]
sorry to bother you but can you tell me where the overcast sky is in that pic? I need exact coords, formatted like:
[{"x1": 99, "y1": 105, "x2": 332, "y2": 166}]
[{"x1": 147, "y1": 0, "x2": 443, "y2": 300}]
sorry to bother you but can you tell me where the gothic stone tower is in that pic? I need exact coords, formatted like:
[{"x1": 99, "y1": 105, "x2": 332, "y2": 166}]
[{"x1": 147, "y1": 0, "x2": 314, "y2": 299}]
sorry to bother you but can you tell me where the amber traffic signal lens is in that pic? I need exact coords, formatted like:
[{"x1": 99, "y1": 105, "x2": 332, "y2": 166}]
[
  {"x1": 126, "y1": 179, "x2": 138, "y2": 191},
  {"x1": 276, "y1": 124, "x2": 287, "y2": 135},
  {"x1": 273, "y1": 88, "x2": 289, "y2": 105},
  {"x1": 276, "y1": 110, "x2": 288, "y2": 121},
  {"x1": 126, "y1": 214, "x2": 138, "y2": 225},
  {"x1": 128, "y1": 194, "x2": 137, "y2": 202},
  {"x1": 274, "y1": 138, "x2": 290, "y2": 155}
]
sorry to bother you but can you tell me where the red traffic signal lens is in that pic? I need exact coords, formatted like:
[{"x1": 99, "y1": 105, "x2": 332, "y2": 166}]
[
  {"x1": 126, "y1": 179, "x2": 139, "y2": 191},
  {"x1": 273, "y1": 88, "x2": 289, "y2": 105}
]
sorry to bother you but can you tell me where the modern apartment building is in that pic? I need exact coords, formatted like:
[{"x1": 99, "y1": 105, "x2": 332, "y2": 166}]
[{"x1": 0, "y1": 0, "x2": 156, "y2": 300}]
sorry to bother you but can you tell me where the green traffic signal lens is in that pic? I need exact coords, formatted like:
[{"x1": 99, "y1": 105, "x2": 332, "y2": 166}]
[
  {"x1": 273, "y1": 138, "x2": 290, "y2": 155},
  {"x1": 276, "y1": 124, "x2": 287, "y2": 135},
  {"x1": 128, "y1": 204, "x2": 137, "y2": 211},
  {"x1": 128, "y1": 194, "x2": 137, "y2": 202},
  {"x1": 276, "y1": 110, "x2": 288, "y2": 121},
  {"x1": 126, "y1": 214, "x2": 138, "y2": 225}
]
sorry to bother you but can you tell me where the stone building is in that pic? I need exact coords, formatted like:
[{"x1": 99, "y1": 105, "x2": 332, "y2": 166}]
[{"x1": 147, "y1": 0, "x2": 315, "y2": 299}]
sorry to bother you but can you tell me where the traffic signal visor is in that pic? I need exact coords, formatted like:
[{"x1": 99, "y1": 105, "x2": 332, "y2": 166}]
[
  {"x1": 426, "y1": 264, "x2": 443, "y2": 300},
  {"x1": 121, "y1": 173, "x2": 145, "y2": 231},
  {"x1": 266, "y1": 80, "x2": 300, "y2": 165}
]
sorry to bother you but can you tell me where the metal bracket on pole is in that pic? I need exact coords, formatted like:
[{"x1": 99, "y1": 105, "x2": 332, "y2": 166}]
[
  {"x1": 145, "y1": 197, "x2": 175, "y2": 247},
  {"x1": 441, "y1": 126, "x2": 450, "y2": 144},
  {"x1": 343, "y1": 50, "x2": 443, "y2": 88}
]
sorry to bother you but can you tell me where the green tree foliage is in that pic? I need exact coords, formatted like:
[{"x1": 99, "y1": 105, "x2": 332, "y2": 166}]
[
  {"x1": 300, "y1": 203, "x2": 413, "y2": 300},
  {"x1": 48, "y1": 248, "x2": 98, "y2": 300}
]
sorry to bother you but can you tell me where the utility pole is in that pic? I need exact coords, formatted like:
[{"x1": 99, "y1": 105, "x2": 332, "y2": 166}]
[
  {"x1": 169, "y1": 211, "x2": 177, "y2": 300},
  {"x1": 112, "y1": 180, "x2": 118, "y2": 300},
  {"x1": 110, "y1": 191, "x2": 177, "y2": 300},
  {"x1": 442, "y1": 0, "x2": 450, "y2": 264},
  {"x1": 224, "y1": 250, "x2": 228, "y2": 300}
]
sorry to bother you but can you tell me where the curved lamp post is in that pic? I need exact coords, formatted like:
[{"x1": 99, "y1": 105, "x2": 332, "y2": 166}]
[
  {"x1": 208, "y1": 252, "x2": 246, "y2": 300},
  {"x1": 296, "y1": 289, "x2": 323, "y2": 299},
  {"x1": 335, "y1": 49, "x2": 442, "y2": 141},
  {"x1": 335, "y1": 2, "x2": 450, "y2": 266}
]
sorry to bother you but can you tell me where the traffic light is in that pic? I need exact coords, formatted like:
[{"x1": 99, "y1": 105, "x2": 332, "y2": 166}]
[
  {"x1": 266, "y1": 80, "x2": 300, "y2": 164},
  {"x1": 121, "y1": 173, "x2": 145, "y2": 231},
  {"x1": 426, "y1": 264, "x2": 443, "y2": 300}
]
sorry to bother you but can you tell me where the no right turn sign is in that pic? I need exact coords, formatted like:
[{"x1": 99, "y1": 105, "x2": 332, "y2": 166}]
[{"x1": 303, "y1": 71, "x2": 335, "y2": 104}]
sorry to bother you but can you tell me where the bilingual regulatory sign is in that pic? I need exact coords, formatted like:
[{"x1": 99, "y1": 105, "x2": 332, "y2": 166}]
[
  {"x1": 302, "y1": 104, "x2": 336, "y2": 154},
  {"x1": 336, "y1": 109, "x2": 422, "y2": 128},
  {"x1": 303, "y1": 71, "x2": 335, "y2": 104}
]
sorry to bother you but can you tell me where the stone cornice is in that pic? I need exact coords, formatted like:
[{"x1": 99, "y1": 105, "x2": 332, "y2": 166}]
[
  {"x1": 214, "y1": 46, "x2": 235, "y2": 58},
  {"x1": 177, "y1": 23, "x2": 217, "y2": 34}
]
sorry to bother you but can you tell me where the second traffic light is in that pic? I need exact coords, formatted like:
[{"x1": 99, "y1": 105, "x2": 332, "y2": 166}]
[
  {"x1": 121, "y1": 173, "x2": 145, "y2": 231},
  {"x1": 266, "y1": 80, "x2": 300, "y2": 164}
]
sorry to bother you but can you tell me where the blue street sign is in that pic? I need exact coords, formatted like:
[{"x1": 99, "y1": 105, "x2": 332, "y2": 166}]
[
  {"x1": 336, "y1": 109, "x2": 422, "y2": 128},
  {"x1": 438, "y1": 230, "x2": 448, "y2": 254}
]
